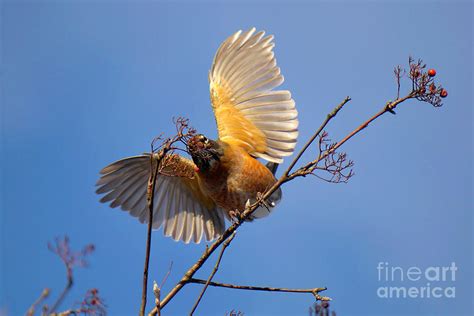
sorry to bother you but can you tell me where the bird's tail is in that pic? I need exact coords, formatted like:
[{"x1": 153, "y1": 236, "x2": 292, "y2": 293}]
[
  {"x1": 248, "y1": 161, "x2": 282, "y2": 219},
  {"x1": 265, "y1": 161, "x2": 279, "y2": 175}
]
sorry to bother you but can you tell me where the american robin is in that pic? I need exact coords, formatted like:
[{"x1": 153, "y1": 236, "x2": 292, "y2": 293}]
[{"x1": 96, "y1": 28, "x2": 299, "y2": 243}]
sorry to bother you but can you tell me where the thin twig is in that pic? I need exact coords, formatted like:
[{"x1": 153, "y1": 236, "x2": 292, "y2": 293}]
[
  {"x1": 286, "y1": 92, "x2": 416, "y2": 182},
  {"x1": 148, "y1": 262, "x2": 174, "y2": 316},
  {"x1": 188, "y1": 279, "x2": 328, "y2": 299},
  {"x1": 284, "y1": 96, "x2": 351, "y2": 177},
  {"x1": 160, "y1": 261, "x2": 173, "y2": 289},
  {"x1": 189, "y1": 232, "x2": 236, "y2": 315},
  {"x1": 49, "y1": 268, "x2": 73, "y2": 313},
  {"x1": 45, "y1": 237, "x2": 95, "y2": 315},
  {"x1": 26, "y1": 288, "x2": 50, "y2": 316},
  {"x1": 332, "y1": 93, "x2": 414, "y2": 153},
  {"x1": 152, "y1": 281, "x2": 161, "y2": 316},
  {"x1": 139, "y1": 152, "x2": 164, "y2": 316},
  {"x1": 141, "y1": 118, "x2": 196, "y2": 315},
  {"x1": 52, "y1": 309, "x2": 82, "y2": 316}
]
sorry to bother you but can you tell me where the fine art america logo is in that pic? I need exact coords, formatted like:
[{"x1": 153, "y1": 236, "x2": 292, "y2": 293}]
[{"x1": 376, "y1": 262, "x2": 457, "y2": 299}]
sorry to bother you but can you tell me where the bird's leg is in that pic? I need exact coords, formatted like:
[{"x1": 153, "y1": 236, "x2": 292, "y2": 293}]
[{"x1": 256, "y1": 192, "x2": 271, "y2": 212}]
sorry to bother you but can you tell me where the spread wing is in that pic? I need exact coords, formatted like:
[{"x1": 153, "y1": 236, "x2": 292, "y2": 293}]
[
  {"x1": 96, "y1": 154, "x2": 226, "y2": 244},
  {"x1": 209, "y1": 28, "x2": 299, "y2": 163}
]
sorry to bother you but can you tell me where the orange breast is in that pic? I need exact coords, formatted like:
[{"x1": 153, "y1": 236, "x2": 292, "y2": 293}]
[{"x1": 197, "y1": 142, "x2": 277, "y2": 213}]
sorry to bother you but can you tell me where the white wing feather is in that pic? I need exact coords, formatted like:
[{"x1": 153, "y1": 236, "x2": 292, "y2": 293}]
[
  {"x1": 210, "y1": 28, "x2": 298, "y2": 163},
  {"x1": 96, "y1": 155, "x2": 226, "y2": 244}
]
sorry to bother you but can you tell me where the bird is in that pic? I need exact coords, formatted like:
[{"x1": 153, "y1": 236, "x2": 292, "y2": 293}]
[{"x1": 96, "y1": 28, "x2": 299, "y2": 244}]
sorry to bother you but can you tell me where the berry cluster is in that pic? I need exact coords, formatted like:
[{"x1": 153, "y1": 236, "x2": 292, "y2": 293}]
[
  {"x1": 407, "y1": 57, "x2": 448, "y2": 107},
  {"x1": 79, "y1": 288, "x2": 107, "y2": 315},
  {"x1": 309, "y1": 301, "x2": 336, "y2": 316}
]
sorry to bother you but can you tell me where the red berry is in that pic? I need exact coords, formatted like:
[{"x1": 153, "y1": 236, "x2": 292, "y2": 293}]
[
  {"x1": 440, "y1": 89, "x2": 448, "y2": 98},
  {"x1": 419, "y1": 87, "x2": 426, "y2": 94},
  {"x1": 428, "y1": 69, "x2": 436, "y2": 77}
]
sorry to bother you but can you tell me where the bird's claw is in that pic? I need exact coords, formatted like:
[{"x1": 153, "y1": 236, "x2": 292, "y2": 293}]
[
  {"x1": 256, "y1": 192, "x2": 271, "y2": 210},
  {"x1": 228, "y1": 210, "x2": 242, "y2": 223}
]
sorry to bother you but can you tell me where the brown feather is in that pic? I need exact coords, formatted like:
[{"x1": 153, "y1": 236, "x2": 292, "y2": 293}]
[{"x1": 196, "y1": 142, "x2": 277, "y2": 214}]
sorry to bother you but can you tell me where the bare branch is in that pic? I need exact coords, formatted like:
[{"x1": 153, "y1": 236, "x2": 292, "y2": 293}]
[
  {"x1": 48, "y1": 237, "x2": 95, "y2": 314},
  {"x1": 305, "y1": 131, "x2": 354, "y2": 183},
  {"x1": 151, "y1": 282, "x2": 161, "y2": 316},
  {"x1": 148, "y1": 97, "x2": 351, "y2": 315},
  {"x1": 26, "y1": 288, "x2": 50, "y2": 316},
  {"x1": 148, "y1": 262, "x2": 173, "y2": 316},
  {"x1": 147, "y1": 57, "x2": 447, "y2": 315},
  {"x1": 140, "y1": 118, "x2": 196, "y2": 316},
  {"x1": 394, "y1": 65, "x2": 405, "y2": 100},
  {"x1": 287, "y1": 92, "x2": 415, "y2": 183},
  {"x1": 51, "y1": 288, "x2": 106, "y2": 316},
  {"x1": 189, "y1": 232, "x2": 236, "y2": 315},
  {"x1": 139, "y1": 152, "x2": 161, "y2": 316},
  {"x1": 187, "y1": 279, "x2": 330, "y2": 301},
  {"x1": 284, "y1": 96, "x2": 352, "y2": 177},
  {"x1": 159, "y1": 261, "x2": 173, "y2": 289}
]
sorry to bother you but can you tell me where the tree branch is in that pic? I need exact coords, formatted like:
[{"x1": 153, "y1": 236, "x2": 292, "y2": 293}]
[
  {"x1": 49, "y1": 275, "x2": 73, "y2": 314},
  {"x1": 148, "y1": 57, "x2": 447, "y2": 314},
  {"x1": 149, "y1": 262, "x2": 173, "y2": 316},
  {"x1": 148, "y1": 96, "x2": 351, "y2": 315},
  {"x1": 48, "y1": 236, "x2": 95, "y2": 314},
  {"x1": 26, "y1": 288, "x2": 50, "y2": 316},
  {"x1": 51, "y1": 288, "x2": 106, "y2": 316},
  {"x1": 284, "y1": 96, "x2": 351, "y2": 177},
  {"x1": 152, "y1": 281, "x2": 161, "y2": 316},
  {"x1": 187, "y1": 279, "x2": 329, "y2": 301},
  {"x1": 139, "y1": 152, "x2": 162, "y2": 316},
  {"x1": 286, "y1": 92, "x2": 416, "y2": 182},
  {"x1": 189, "y1": 232, "x2": 236, "y2": 315},
  {"x1": 333, "y1": 93, "x2": 414, "y2": 152},
  {"x1": 140, "y1": 118, "x2": 196, "y2": 315}
]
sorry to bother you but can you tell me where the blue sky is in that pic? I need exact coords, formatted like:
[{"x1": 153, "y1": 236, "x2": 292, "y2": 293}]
[{"x1": 1, "y1": 1, "x2": 472, "y2": 315}]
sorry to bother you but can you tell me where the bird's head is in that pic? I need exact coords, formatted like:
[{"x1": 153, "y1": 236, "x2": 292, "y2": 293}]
[{"x1": 187, "y1": 134, "x2": 224, "y2": 172}]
